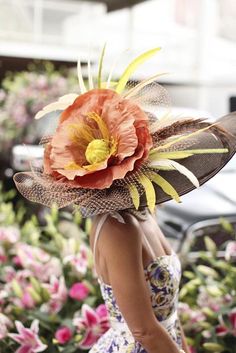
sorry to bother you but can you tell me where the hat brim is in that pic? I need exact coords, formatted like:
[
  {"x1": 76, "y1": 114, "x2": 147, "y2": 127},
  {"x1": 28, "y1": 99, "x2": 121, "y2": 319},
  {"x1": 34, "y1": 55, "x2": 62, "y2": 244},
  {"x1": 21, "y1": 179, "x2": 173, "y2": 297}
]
[{"x1": 140, "y1": 112, "x2": 236, "y2": 207}]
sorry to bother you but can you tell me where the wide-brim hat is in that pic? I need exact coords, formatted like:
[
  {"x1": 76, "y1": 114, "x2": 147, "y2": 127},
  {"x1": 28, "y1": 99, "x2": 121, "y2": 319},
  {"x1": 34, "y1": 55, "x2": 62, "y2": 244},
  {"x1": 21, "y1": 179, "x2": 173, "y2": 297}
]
[{"x1": 13, "y1": 47, "x2": 236, "y2": 217}]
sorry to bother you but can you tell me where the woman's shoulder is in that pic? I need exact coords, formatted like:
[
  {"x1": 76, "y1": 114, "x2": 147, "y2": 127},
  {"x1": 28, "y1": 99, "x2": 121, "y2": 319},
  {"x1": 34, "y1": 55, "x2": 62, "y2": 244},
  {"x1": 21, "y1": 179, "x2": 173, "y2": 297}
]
[{"x1": 92, "y1": 212, "x2": 143, "y2": 255}]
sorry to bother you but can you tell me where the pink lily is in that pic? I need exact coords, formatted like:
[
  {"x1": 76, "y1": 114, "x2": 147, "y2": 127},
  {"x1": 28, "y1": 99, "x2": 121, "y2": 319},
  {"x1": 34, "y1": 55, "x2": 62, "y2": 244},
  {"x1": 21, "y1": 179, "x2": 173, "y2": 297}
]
[
  {"x1": 16, "y1": 243, "x2": 62, "y2": 282},
  {"x1": 8, "y1": 320, "x2": 47, "y2": 353},
  {"x1": 0, "y1": 246, "x2": 7, "y2": 263},
  {"x1": 73, "y1": 304, "x2": 110, "y2": 349},
  {"x1": 216, "y1": 324, "x2": 229, "y2": 336},
  {"x1": 189, "y1": 347, "x2": 197, "y2": 353},
  {"x1": 225, "y1": 241, "x2": 236, "y2": 261},
  {"x1": 64, "y1": 244, "x2": 89, "y2": 275},
  {"x1": 217, "y1": 309, "x2": 236, "y2": 336},
  {"x1": 0, "y1": 313, "x2": 12, "y2": 339},
  {"x1": 41, "y1": 276, "x2": 67, "y2": 314}
]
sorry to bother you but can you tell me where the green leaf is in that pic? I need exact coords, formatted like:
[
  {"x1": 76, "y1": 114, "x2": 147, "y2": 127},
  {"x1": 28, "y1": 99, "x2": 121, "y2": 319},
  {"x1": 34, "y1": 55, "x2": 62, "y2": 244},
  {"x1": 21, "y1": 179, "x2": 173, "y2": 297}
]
[
  {"x1": 204, "y1": 236, "x2": 217, "y2": 256},
  {"x1": 206, "y1": 285, "x2": 223, "y2": 297},
  {"x1": 196, "y1": 265, "x2": 219, "y2": 278},
  {"x1": 203, "y1": 343, "x2": 225, "y2": 352},
  {"x1": 30, "y1": 277, "x2": 42, "y2": 293},
  {"x1": 97, "y1": 43, "x2": 106, "y2": 89},
  {"x1": 11, "y1": 279, "x2": 23, "y2": 298},
  {"x1": 201, "y1": 307, "x2": 216, "y2": 318},
  {"x1": 60, "y1": 345, "x2": 78, "y2": 353},
  {"x1": 219, "y1": 217, "x2": 235, "y2": 235},
  {"x1": 179, "y1": 286, "x2": 188, "y2": 299},
  {"x1": 116, "y1": 47, "x2": 161, "y2": 94},
  {"x1": 183, "y1": 271, "x2": 195, "y2": 279}
]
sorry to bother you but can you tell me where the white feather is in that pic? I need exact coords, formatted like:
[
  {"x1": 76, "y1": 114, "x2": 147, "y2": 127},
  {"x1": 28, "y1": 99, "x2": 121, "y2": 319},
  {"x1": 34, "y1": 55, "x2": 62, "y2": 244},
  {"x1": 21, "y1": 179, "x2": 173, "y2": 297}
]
[
  {"x1": 35, "y1": 94, "x2": 78, "y2": 120},
  {"x1": 87, "y1": 55, "x2": 94, "y2": 90},
  {"x1": 77, "y1": 59, "x2": 86, "y2": 94},
  {"x1": 150, "y1": 159, "x2": 199, "y2": 187}
]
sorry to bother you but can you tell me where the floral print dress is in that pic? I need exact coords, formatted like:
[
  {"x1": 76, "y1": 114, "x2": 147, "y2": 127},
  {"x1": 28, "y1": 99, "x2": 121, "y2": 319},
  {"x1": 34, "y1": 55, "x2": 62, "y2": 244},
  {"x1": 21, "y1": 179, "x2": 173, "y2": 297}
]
[{"x1": 89, "y1": 214, "x2": 183, "y2": 352}]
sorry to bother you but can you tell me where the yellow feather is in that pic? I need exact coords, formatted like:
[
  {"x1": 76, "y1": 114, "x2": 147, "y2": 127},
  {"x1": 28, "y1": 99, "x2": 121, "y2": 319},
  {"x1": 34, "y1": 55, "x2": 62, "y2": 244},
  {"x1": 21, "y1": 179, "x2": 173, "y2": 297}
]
[
  {"x1": 149, "y1": 172, "x2": 180, "y2": 203},
  {"x1": 116, "y1": 47, "x2": 161, "y2": 94},
  {"x1": 138, "y1": 173, "x2": 156, "y2": 213},
  {"x1": 128, "y1": 184, "x2": 140, "y2": 210},
  {"x1": 149, "y1": 151, "x2": 194, "y2": 160},
  {"x1": 97, "y1": 43, "x2": 107, "y2": 89},
  {"x1": 67, "y1": 123, "x2": 94, "y2": 144},
  {"x1": 149, "y1": 148, "x2": 229, "y2": 160},
  {"x1": 152, "y1": 123, "x2": 221, "y2": 152},
  {"x1": 87, "y1": 112, "x2": 110, "y2": 140},
  {"x1": 77, "y1": 59, "x2": 87, "y2": 94}
]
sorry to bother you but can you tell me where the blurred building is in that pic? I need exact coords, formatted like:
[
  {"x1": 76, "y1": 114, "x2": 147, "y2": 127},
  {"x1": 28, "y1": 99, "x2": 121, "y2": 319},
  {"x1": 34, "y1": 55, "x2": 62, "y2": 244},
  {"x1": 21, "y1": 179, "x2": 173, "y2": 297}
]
[{"x1": 0, "y1": 0, "x2": 236, "y2": 116}]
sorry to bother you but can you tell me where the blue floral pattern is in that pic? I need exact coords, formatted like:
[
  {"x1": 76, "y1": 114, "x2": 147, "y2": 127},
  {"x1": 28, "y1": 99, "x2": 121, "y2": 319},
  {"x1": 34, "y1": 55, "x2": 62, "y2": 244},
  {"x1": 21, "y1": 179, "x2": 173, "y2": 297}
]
[{"x1": 89, "y1": 253, "x2": 182, "y2": 352}]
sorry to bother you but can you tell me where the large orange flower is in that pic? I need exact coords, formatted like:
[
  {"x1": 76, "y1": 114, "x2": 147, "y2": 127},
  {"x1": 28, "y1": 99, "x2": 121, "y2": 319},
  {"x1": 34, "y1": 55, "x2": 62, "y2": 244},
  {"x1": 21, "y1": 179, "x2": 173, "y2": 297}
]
[{"x1": 44, "y1": 89, "x2": 153, "y2": 189}]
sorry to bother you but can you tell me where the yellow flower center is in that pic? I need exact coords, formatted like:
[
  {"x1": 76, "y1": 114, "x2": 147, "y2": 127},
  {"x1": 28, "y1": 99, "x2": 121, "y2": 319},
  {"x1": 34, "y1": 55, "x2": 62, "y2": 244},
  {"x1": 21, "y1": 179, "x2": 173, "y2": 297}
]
[{"x1": 85, "y1": 139, "x2": 110, "y2": 164}]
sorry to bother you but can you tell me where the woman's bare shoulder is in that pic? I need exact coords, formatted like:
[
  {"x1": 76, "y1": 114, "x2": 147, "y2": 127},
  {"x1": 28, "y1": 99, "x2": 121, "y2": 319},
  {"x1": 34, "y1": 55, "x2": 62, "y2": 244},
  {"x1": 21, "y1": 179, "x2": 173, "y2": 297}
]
[{"x1": 96, "y1": 213, "x2": 143, "y2": 258}]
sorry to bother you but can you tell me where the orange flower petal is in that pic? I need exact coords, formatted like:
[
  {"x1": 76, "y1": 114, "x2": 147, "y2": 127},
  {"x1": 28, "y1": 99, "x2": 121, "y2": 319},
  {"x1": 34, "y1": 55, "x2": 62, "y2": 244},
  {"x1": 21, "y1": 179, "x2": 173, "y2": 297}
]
[{"x1": 43, "y1": 88, "x2": 153, "y2": 187}]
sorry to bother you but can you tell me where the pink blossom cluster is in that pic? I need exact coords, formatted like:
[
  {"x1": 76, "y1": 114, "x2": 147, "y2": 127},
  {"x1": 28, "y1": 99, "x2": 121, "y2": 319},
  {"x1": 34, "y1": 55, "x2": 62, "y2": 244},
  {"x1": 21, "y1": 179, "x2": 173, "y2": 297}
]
[
  {"x1": 0, "y1": 222, "x2": 111, "y2": 351},
  {"x1": 197, "y1": 286, "x2": 233, "y2": 312},
  {"x1": 3, "y1": 73, "x2": 69, "y2": 128},
  {"x1": 0, "y1": 68, "x2": 77, "y2": 151},
  {"x1": 178, "y1": 302, "x2": 206, "y2": 327}
]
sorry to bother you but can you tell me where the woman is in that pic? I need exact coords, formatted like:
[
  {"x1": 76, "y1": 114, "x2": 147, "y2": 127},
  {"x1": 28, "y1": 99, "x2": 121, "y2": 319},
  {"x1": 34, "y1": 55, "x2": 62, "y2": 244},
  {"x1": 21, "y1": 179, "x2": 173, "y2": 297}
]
[
  {"x1": 13, "y1": 47, "x2": 236, "y2": 353},
  {"x1": 89, "y1": 208, "x2": 190, "y2": 353}
]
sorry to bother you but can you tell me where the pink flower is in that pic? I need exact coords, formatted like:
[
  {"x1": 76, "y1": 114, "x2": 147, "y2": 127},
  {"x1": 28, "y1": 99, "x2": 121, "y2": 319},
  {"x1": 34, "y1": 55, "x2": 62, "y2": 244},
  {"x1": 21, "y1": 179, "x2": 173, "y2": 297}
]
[
  {"x1": 73, "y1": 304, "x2": 110, "y2": 349},
  {"x1": 216, "y1": 325, "x2": 228, "y2": 336},
  {"x1": 197, "y1": 287, "x2": 228, "y2": 311},
  {"x1": 0, "y1": 313, "x2": 12, "y2": 339},
  {"x1": 21, "y1": 291, "x2": 35, "y2": 309},
  {"x1": 69, "y1": 282, "x2": 89, "y2": 301},
  {"x1": 41, "y1": 276, "x2": 67, "y2": 314},
  {"x1": 13, "y1": 256, "x2": 22, "y2": 267},
  {"x1": 225, "y1": 241, "x2": 236, "y2": 261},
  {"x1": 230, "y1": 310, "x2": 236, "y2": 328},
  {"x1": 0, "y1": 226, "x2": 20, "y2": 243},
  {"x1": 64, "y1": 244, "x2": 89, "y2": 275},
  {"x1": 178, "y1": 302, "x2": 205, "y2": 323},
  {"x1": 3, "y1": 266, "x2": 17, "y2": 282},
  {"x1": 8, "y1": 320, "x2": 47, "y2": 353},
  {"x1": 0, "y1": 246, "x2": 7, "y2": 263},
  {"x1": 96, "y1": 304, "x2": 108, "y2": 318},
  {"x1": 55, "y1": 326, "x2": 72, "y2": 344},
  {"x1": 217, "y1": 309, "x2": 236, "y2": 336},
  {"x1": 16, "y1": 243, "x2": 61, "y2": 281}
]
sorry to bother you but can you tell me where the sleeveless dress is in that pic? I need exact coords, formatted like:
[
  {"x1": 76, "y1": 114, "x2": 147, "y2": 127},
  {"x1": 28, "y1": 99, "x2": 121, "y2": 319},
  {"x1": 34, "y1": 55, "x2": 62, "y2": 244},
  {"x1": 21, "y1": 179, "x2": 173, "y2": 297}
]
[{"x1": 89, "y1": 213, "x2": 183, "y2": 353}]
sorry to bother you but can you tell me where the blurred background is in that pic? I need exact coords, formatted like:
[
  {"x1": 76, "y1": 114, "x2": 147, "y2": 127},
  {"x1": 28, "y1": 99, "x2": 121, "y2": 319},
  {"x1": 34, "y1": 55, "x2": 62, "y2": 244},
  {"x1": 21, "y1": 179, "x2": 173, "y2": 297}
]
[{"x1": 0, "y1": 1, "x2": 236, "y2": 352}]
